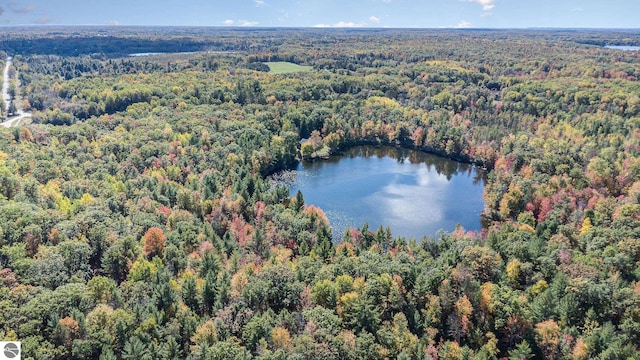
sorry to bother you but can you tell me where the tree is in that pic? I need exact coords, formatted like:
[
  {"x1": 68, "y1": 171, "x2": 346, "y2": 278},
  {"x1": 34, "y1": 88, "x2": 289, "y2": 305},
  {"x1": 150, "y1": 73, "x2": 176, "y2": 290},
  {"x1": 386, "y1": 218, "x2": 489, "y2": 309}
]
[
  {"x1": 99, "y1": 346, "x2": 117, "y2": 360},
  {"x1": 243, "y1": 264, "x2": 303, "y2": 312},
  {"x1": 535, "y1": 319, "x2": 561, "y2": 359},
  {"x1": 313, "y1": 226, "x2": 334, "y2": 260},
  {"x1": 87, "y1": 276, "x2": 116, "y2": 303},
  {"x1": 294, "y1": 190, "x2": 305, "y2": 212},
  {"x1": 122, "y1": 337, "x2": 151, "y2": 360},
  {"x1": 102, "y1": 236, "x2": 140, "y2": 282},
  {"x1": 182, "y1": 274, "x2": 200, "y2": 311},
  {"x1": 344, "y1": 295, "x2": 381, "y2": 334},
  {"x1": 509, "y1": 341, "x2": 534, "y2": 360},
  {"x1": 242, "y1": 312, "x2": 273, "y2": 352},
  {"x1": 271, "y1": 326, "x2": 292, "y2": 352},
  {"x1": 202, "y1": 271, "x2": 218, "y2": 314},
  {"x1": 143, "y1": 227, "x2": 166, "y2": 258},
  {"x1": 54, "y1": 316, "x2": 80, "y2": 349},
  {"x1": 308, "y1": 130, "x2": 323, "y2": 153},
  {"x1": 312, "y1": 280, "x2": 338, "y2": 309},
  {"x1": 159, "y1": 336, "x2": 183, "y2": 360},
  {"x1": 58, "y1": 240, "x2": 92, "y2": 278},
  {"x1": 191, "y1": 319, "x2": 219, "y2": 348},
  {"x1": 7, "y1": 101, "x2": 17, "y2": 116},
  {"x1": 301, "y1": 142, "x2": 314, "y2": 159}
]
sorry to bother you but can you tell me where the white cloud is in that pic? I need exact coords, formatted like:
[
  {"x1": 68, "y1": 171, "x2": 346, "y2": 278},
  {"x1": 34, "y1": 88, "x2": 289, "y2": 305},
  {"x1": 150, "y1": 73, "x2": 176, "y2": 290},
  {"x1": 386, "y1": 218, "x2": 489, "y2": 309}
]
[
  {"x1": 465, "y1": 0, "x2": 496, "y2": 11},
  {"x1": 364, "y1": 169, "x2": 451, "y2": 227},
  {"x1": 383, "y1": 0, "x2": 392, "y2": 3},
  {"x1": 255, "y1": 0, "x2": 265, "y2": 6},
  {"x1": 314, "y1": 21, "x2": 365, "y2": 28},
  {"x1": 335, "y1": 21, "x2": 360, "y2": 27},
  {"x1": 239, "y1": 20, "x2": 259, "y2": 27},
  {"x1": 369, "y1": 16, "x2": 380, "y2": 24},
  {"x1": 572, "y1": 7, "x2": 584, "y2": 12},
  {"x1": 456, "y1": 20, "x2": 472, "y2": 28},
  {"x1": 106, "y1": 20, "x2": 120, "y2": 26},
  {"x1": 223, "y1": 19, "x2": 234, "y2": 25}
]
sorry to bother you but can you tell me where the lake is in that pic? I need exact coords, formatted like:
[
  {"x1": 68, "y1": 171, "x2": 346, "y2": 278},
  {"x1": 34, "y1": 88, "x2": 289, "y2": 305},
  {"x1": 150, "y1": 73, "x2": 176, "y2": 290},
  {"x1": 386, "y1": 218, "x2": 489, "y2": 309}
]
[
  {"x1": 288, "y1": 146, "x2": 486, "y2": 240},
  {"x1": 604, "y1": 45, "x2": 640, "y2": 51}
]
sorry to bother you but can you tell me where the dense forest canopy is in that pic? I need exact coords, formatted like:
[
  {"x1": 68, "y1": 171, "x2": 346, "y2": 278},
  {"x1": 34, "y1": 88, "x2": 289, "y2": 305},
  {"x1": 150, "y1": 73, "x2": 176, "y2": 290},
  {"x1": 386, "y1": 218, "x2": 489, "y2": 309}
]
[{"x1": 0, "y1": 28, "x2": 639, "y2": 359}]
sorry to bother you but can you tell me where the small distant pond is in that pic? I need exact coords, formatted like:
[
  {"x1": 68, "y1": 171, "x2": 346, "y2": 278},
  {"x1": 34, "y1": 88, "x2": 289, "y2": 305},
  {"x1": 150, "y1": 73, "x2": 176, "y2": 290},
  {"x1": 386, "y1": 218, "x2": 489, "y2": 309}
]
[
  {"x1": 127, "y1": 51, "x2": 240, "y2": 57},
  {"x1": 604, "y1": 45, "x2": 640, "y2": 51},
  {"x1": 128, "y1": 51, "x2": 199, "y2": 57},
  {"x1": 287, "y1": 146, "x2": 486, "y2": 240}
]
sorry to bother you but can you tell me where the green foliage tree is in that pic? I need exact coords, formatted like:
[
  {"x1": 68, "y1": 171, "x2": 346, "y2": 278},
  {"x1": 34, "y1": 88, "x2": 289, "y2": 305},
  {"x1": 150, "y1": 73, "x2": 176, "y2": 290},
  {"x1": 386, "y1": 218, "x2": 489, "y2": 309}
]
[{"x1": 311, "y1": 279, "x2": 338, "y2": 309}]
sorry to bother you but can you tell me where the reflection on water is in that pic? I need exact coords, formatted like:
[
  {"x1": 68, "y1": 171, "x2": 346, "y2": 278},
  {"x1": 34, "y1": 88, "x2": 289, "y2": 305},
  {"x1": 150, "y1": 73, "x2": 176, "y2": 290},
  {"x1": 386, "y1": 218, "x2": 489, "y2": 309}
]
[{"x1": 289, "y1": 145, "x2": 486, "y2": 240}]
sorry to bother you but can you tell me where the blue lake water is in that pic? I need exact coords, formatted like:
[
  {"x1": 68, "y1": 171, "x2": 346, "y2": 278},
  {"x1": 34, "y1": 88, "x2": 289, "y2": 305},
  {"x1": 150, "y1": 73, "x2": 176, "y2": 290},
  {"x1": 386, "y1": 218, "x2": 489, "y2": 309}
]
[
  {"x1": 605, "y1": 45, "x2": 640, "y2": 51},
  {"x1": 288, "y1": 146, "x2": 486, "y2": 240}
]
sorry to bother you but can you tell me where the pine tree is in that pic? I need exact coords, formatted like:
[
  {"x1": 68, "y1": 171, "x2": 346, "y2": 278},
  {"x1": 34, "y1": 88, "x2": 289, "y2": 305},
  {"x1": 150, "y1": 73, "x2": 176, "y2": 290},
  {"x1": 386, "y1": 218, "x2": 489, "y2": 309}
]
[
  {"x1": 202, "y1": 271, "x2": 218, "y2": 314},
  {"x1": 313, "y1": 226, "x2": 334, "y2": 260},
  {"x1": 295, "y1": 190, "x2": 305, "y2": 212}
]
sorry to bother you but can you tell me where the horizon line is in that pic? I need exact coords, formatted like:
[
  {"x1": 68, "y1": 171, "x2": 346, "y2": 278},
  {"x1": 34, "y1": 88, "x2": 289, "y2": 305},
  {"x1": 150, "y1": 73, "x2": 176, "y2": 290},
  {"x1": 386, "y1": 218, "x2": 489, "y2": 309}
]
[{"x1": 0, "y1": 24, "x2": 639, "y2": 31}]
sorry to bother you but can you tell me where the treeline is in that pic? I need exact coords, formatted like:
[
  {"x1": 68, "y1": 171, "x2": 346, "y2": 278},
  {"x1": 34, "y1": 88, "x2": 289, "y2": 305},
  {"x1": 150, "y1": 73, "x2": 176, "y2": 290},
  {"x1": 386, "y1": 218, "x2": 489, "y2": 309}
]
[{"x1": 0, "y1": 29, "x2": 638, "y2": 359}]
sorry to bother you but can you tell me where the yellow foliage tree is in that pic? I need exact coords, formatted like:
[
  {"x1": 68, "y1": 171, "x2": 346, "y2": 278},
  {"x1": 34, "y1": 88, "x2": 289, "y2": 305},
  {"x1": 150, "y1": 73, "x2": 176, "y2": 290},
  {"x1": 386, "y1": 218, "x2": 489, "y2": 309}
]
[
  {"x1": 270, "y1": 326, "x2": 292, "y2": 351},
  {"x1": 128, "y1": 257, "x2": 158, "y2": 281},
  {"x1": 580, "y1": 217, "x2": 593, "y2": 235},
  {"x1": 480, "y1": 282, "x2": 496, "y2": 314},
  {"x1": 191, "y1": 319, "x2": 218, "y2": 348},
  {"x1": 230, "y1": 271, "x2": 249, "y2": 298},
  {"x1": 499, "y1": 183, "x2": 524, "y2": 219},
  {"x1": 506, "y1": 258, "x2": 521, "y2": 285}
]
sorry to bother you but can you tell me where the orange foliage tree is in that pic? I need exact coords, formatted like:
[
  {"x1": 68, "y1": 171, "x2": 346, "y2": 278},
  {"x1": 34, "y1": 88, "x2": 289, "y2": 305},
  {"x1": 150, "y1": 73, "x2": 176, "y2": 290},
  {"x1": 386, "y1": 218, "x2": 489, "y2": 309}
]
[{"x1": 143, "y1": 227, "x2": 166, "y2": 258}]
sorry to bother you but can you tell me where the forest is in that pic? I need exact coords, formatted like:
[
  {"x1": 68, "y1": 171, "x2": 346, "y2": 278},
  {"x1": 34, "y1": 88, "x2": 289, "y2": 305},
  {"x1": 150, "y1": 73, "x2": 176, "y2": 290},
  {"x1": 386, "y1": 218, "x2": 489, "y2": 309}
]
[{"x1": 0, "y1": 27, "x2": 639, "y2": 359}]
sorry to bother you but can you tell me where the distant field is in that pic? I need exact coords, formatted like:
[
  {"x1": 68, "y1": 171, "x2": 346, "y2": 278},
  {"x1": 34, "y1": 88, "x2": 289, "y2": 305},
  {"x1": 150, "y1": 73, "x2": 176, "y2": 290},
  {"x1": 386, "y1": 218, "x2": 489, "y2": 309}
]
[{"x1": 266, "y1": 62, "x2": 312, "y2": 74}]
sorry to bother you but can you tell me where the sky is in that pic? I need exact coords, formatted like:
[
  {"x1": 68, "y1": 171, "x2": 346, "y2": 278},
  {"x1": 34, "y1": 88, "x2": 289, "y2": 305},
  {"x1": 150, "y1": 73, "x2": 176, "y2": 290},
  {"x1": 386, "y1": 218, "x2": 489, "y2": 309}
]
[{"x1": 0, "y1": 0, "x2": 638, "y2": 29}]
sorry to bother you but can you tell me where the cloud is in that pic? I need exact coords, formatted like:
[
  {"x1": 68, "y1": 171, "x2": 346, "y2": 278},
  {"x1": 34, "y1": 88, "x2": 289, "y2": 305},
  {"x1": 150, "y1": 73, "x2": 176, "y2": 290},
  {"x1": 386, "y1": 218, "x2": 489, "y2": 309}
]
[
  {"x1": 8, "y1": 2, "x2": 36, "y2": 14},
  {"x1": 456, "y1": 20, "x2": 472, "y2": 28},
  {"x1": 465, "y1": 0, "x2": 496, "y2": 11},
  {"x1": 314, "y1": 21, "x2": 365, "y2": 28},
  {"x1": 254, "y1": 0, "x2": 265, "y2": 6},
  {"x1": 106, "y1": 20, "x2": 120, "y2": 26},
  {"x1": 369, "y1": 16, "x2": 380, "y2": 24},
  {"x1": 223, "y1": 19, "x2": 257, "y2": 26},
  {"x1": 364, "y1": 168, "x2": 451, "y2": 228},
  {"x1": 383, "y1": 0, "x2": 392, "y2": 3},
  {"x1": 572, "y1": 7, "x2": 584, "y2": 12},
  {"x1": 239, "y1": 20, "x2": 259, "y2": 27},
  {"x1": 34, "y1": 16, "x2": 52, "y2": 24}
]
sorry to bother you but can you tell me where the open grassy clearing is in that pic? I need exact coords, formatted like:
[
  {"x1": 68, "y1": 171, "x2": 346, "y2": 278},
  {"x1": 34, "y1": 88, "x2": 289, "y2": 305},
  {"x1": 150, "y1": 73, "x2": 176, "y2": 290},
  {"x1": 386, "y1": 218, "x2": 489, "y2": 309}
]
[{"x1": 265, "y1": 61, "x2": 312, "y2": 74}]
